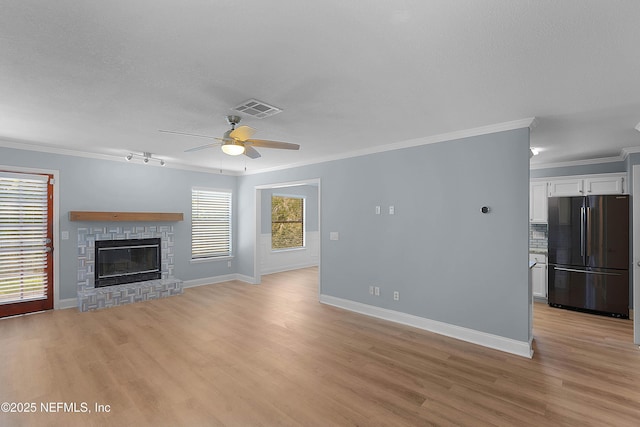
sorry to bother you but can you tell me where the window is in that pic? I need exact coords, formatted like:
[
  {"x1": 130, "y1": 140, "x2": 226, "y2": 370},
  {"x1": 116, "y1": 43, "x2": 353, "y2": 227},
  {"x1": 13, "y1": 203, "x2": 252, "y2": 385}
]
[
  {"x1": 191, "y1": 188, "x2": 232, "y2": 259},
  {"x1": 271, "y1": 195, "x2": 304, "y2": 250}
]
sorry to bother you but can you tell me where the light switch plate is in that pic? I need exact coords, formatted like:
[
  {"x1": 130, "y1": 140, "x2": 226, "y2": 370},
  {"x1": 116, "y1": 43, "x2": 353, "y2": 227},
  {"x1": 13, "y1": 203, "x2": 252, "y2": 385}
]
[
  {"x1": 330, "y1": 232, "x2": 339, "y2": 241},
  {"x1": 375, "y1": 206, "x2": 381, "y2": 215},
  {"x1": 61, "y1": 231, "x2": 69, "y2": 240},
  {"x1": 389, "y1": 205, "x2": 395, "y2": 215}
]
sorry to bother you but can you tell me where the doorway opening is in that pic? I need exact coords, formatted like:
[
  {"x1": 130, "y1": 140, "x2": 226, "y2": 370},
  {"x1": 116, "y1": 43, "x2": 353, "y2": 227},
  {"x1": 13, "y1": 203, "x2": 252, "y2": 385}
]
[{"x1": 254, "y1": 179, "x2": 321, "y2": 295}]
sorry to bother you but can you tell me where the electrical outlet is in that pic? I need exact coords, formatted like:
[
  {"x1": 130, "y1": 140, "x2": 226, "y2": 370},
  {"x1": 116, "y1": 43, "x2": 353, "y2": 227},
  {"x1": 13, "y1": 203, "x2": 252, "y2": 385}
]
[
  {"x1": 227, "y1": 261, "x2": 232, "y2": 268},
  {"x1": 393, "y1": 291, "x2": 399, "y2": 301},
  {"x1": 374, "y1": 286, "x2": 380, "y2": 296},
  {"x1": 369, "y1": 286, "x2": 374, "y2": 295}
]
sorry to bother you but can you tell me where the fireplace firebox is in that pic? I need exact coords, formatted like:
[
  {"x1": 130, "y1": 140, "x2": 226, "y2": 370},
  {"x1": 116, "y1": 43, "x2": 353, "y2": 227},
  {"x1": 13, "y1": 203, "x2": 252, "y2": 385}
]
[{"x1": 95, "y1": 238, "x2": 161, "y2": 288}]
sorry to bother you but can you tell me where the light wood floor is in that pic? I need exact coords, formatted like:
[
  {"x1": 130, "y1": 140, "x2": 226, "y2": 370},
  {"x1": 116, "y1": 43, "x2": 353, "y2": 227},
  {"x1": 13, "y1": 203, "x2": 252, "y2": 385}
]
[{"x1": 1, "y1": 267, "x2": 639, "y2": 426}]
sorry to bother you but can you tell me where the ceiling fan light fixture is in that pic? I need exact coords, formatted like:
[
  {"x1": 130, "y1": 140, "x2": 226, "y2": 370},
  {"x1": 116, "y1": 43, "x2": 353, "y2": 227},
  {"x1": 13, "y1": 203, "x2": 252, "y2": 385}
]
[{"x1": 221, "y1": 142, "x2": 245, "y2": 156}]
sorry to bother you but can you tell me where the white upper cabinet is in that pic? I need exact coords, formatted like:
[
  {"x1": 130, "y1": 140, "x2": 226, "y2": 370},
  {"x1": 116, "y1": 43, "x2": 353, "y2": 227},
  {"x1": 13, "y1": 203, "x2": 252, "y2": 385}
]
[
  {"x1": 530, "y1": 173, "x2": 626, "y2": 223},
  {"x1": 529, "y1": 182, "x2": 548, "y2": 223},
  {"x1": 584, "y1": 175, "x2": 624, "y2": 195},
  {"x1": 546, "y1": 173, "x2": 626, "y2": 197},
  {"x1": 547, "y1": 179, "x2": 584, "y2": 197}
]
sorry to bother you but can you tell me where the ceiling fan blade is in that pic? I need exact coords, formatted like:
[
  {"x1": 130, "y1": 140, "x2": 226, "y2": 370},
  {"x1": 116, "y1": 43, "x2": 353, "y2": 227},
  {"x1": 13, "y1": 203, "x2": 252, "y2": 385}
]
[
  {"x1": 229, "y1": 125, "x2": 256, "y2": 142},
  {"x1": 245, "y1": 139, "x2": 300, "y2": 150},
  {"x1": 244, "y1": 146, "x2": 261, "y2": 159},
  {"x1": 184, "y1": 143, "x2": 220, "y2": 152},
  {"x1": 159, "y1": 129, "x2": 218, "y2": 140}
]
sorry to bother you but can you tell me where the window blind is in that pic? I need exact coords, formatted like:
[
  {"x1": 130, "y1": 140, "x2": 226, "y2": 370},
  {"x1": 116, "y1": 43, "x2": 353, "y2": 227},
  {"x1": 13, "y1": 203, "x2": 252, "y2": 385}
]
[
  {"x1": 0, "y1": 172, "x2": 50, "y2": 303},
  {"x1": 191, "y1": 188, "x2": 232, "y2": 259}
]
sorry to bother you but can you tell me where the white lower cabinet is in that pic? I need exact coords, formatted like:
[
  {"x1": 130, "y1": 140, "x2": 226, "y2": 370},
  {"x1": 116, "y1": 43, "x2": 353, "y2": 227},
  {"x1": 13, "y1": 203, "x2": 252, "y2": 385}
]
[{"x1": 529, "y1": 254, "x2": 547, "y2": 298}]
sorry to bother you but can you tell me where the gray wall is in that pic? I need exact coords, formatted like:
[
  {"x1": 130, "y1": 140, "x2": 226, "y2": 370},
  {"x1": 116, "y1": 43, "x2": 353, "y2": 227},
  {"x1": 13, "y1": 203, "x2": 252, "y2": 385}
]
[
  {"x1": 238, "y1": 128, "x2": 531, "y2": 342},
  {"x1": 260, "y1": 185, "x2": 319, "y2": 234},
  {"x1": 0, "y1": 145, "x2": 237, "y2": 300}
]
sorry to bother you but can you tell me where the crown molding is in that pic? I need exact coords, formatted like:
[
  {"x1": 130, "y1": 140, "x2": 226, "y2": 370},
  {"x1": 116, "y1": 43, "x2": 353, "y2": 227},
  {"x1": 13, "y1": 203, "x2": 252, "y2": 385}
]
[
  {"x1": 0, "y1": 137, "x2": 241, "y2": 176},
  {"x1": 529, "y1": 155, "x2": 625, "y2": 170},
  {"x1": 1, "y1": 117, "x2": 537, "y2": 177},
  {"x1": 243, "y1": 117, "x2": 537, "y2": 175},
  {"x1": 531, "y1": 144, "x2": 640, "y2": 170},
  {"x1": 621, "y1": 145, "x2": 640, "y2": 157}
]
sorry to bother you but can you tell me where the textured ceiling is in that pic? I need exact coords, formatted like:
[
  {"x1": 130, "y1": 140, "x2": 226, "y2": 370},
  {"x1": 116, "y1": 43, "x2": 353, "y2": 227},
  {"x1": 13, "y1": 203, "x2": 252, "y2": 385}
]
[{"x1": 1, "y1": 0, "x2": 639, "y2": 173}]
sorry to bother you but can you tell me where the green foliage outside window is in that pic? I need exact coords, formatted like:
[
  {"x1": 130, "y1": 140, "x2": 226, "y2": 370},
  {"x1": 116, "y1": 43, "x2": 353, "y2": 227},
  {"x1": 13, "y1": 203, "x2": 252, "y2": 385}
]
[{"x1": 272, "y1": 195, "x2": 304, "y2": 249}]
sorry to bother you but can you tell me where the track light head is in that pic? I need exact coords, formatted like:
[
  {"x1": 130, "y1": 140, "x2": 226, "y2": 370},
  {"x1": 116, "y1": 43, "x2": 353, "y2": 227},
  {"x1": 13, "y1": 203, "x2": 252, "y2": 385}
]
[{"x1": 125, "y1": 152, "x2": 165, "y2": 166}]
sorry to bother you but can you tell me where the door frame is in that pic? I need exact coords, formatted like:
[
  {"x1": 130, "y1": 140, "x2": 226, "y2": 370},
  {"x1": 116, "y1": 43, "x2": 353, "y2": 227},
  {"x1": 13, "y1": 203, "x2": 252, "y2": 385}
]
[
  {"x1": 0, "y1": 164, "x2": 60, "y2": 310},
  {"x1": 253, "y1": 178, "x2": 321, "y2": 293},
  {"x1": 632, "y1": 165, "x2": 640, "y2": 344}
]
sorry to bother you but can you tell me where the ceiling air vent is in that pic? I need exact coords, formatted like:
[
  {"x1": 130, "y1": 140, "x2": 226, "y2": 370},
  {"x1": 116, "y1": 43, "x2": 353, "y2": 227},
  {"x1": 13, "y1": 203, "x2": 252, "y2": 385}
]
[{"x1": 233, "y1": 99, "x2": 282, "y2": 119}]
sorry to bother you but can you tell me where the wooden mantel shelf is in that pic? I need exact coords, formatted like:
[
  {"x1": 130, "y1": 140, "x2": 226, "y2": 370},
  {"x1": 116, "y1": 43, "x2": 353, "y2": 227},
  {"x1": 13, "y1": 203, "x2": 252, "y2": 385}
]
[{"x1": 69, "y1": 211, "x2": 184, "y2": 222}]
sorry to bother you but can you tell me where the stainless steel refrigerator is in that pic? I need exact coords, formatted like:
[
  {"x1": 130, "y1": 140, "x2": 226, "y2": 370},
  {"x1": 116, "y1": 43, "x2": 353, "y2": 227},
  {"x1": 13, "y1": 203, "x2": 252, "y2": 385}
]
[{"x1": 547, "y1": 195, "x2": 629, "y2": 318}]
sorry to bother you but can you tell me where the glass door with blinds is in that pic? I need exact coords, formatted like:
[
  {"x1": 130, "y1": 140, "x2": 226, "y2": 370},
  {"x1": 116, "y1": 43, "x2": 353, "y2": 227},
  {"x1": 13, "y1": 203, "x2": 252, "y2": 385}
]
[{"x1": 0, "y1": 171, "x2": 54, "y2": 318}]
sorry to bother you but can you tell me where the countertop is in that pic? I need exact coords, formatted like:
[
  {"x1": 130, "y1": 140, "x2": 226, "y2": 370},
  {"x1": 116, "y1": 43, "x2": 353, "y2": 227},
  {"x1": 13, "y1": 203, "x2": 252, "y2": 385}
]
[{"x1": 529, "y1": 248, "x2": 548, "y2": 255}]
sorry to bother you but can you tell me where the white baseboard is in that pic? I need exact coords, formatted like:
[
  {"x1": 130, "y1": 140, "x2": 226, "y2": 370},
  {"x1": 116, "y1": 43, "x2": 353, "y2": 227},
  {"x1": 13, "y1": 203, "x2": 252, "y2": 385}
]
[
  {"x1": 236, "y1": 274, "x2": 257, "y2": 284},
  {"x1": 319, "y1": 295, "x2": 533, "y2": 359},
  {"x1": 183, "y1": 274, "x2": 256, "y2": 288},
  {"x1": 259, "y1": 232, "x2": 319, "y2": 276},
  {"x1": 261, "y1": 262, "x2": 319, "y2": 275},
  {"x1": 56, "y1": 298, "x2": 77, "y2": 310}
]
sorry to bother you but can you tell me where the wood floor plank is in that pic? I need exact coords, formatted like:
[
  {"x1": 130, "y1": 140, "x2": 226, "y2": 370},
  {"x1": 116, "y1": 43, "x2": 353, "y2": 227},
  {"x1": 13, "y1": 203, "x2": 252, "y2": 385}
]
[{"x1": 1, "y1": 267, "x2": 640, "y2": 426}]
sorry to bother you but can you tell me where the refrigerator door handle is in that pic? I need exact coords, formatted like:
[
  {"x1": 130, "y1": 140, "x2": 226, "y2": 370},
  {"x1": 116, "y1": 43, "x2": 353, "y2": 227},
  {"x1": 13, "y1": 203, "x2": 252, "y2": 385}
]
[
  {"x1": 553, "y1": 266, "x2": 621, "y2": 276},
  {"x1": 580, "y1": 206, "x2": 585, "y2": 258},
  {"x1": 586, "y1": 206, "x2": 592, "y2": 257}
]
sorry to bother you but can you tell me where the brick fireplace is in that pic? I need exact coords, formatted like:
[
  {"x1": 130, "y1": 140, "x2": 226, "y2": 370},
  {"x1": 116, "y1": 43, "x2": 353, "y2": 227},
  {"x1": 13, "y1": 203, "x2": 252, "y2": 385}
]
[{"x1": 77, "y1": 225, "x2": 183, "y2": 311}]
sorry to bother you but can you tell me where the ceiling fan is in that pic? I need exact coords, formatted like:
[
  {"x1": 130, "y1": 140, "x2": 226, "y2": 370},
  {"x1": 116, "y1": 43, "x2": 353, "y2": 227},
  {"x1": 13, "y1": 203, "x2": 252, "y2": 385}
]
[{"x1": 160, "y1": 115, "x2": 300, "y2": 159}]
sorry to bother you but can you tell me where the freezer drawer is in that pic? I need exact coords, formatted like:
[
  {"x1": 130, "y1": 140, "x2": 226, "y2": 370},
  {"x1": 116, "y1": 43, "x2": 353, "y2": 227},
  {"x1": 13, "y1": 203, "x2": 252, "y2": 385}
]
[{"x1": 548, "y1": 265, "x2": 629, "y2": 318}]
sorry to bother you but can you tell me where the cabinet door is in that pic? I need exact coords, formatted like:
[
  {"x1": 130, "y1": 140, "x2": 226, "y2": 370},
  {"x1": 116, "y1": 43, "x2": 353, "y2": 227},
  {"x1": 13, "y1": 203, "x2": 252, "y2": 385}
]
[
  {"x1": 584, "y1": 176, "x2": 624, "y2": 195},
  {"x1": 531, "y1": 264, "x2": 547, "y2": 298},
  {"x1": 530, "y1": 254, "x2": 547, "y2": 298},
  {"x1": 548, "y1": 179, "x2": 583, "y2": 197},
  {"x1": 530, "y1": 182, "x2": 548, "y2": 223}
]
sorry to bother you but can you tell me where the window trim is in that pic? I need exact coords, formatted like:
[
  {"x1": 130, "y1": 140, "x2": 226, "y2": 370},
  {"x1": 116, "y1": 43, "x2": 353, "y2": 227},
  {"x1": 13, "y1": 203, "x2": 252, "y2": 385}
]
[{"x1": 271, "y1": 194, "x2": 305, "y2": 251}]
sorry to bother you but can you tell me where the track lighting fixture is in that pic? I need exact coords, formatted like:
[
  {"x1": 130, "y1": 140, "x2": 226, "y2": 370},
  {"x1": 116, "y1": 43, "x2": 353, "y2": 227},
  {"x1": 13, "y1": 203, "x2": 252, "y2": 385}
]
[{"x1": 125, "y1": 152, "x2": 166, "y2": 166}]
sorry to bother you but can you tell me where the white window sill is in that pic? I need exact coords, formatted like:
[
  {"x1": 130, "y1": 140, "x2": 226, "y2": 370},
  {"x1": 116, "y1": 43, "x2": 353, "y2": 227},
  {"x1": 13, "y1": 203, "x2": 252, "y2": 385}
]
[
  {"x1": 190, "y1": 255, "x2": 234, "y2": 264},
  {"x1": 271, "y1": 247, "x2": 306, "y2": 254}
]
